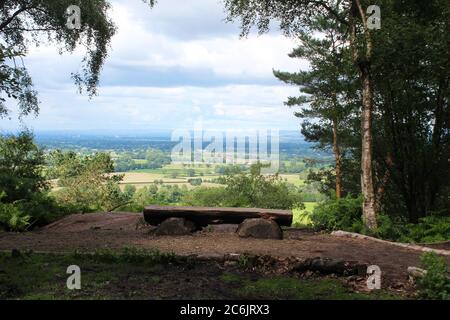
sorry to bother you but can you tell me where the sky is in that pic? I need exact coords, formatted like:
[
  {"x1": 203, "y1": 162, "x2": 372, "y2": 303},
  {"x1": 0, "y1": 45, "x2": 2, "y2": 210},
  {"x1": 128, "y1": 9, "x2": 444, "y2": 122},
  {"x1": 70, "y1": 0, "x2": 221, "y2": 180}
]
[{"x1": 0, "y1": 0, "x2": 309, "y2": 134}]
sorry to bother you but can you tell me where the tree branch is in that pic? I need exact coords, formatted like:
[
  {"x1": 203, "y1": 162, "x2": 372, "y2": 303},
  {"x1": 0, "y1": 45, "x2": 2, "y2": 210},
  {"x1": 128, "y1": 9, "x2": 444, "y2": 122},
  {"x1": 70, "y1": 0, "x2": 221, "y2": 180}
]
[
  {"x1": 0, "y1": 5, "x2": 32, "y2": 31},
  {"x1": 312, "y1": 0, "x2": 350, "y2": 27}
]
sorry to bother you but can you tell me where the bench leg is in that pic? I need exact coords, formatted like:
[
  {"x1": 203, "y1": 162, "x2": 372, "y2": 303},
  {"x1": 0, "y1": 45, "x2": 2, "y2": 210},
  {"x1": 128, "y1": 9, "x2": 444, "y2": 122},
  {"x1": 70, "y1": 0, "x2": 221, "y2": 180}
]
[
  {"x1": 153, "y1": 217, "x2": 197, "y2": 236},
  {"x1": 237, "y1": 218, "x2": 283, "y2": 240}
]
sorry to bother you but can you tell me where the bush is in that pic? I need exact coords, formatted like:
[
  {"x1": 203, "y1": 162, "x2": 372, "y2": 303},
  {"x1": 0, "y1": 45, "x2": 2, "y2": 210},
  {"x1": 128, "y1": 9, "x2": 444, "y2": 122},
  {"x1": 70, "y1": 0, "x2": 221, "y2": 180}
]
[
  {"x1": 0, "y1": 201, "x2": 30, "y2": 232},
  {"x1": 373, "y1": 215, "x2": 450, "y2": 244},
  {"x1": 15, "y1": 192, "x2": 75, "y2": 227},
  {"x1": 400, "y1": 216, "x2": 450, "y2": 244},
  {"x1": 309, "y1": 197, "x2": 449, "y2": 244},
  {"x1": 0, "y1": 191, "x2": 81, "y2": 231},
  {"x1": 0, "y1": 131, "x2": 48, "y2": 203},
  {"x1": 49, "y1": 151, "x2": 129, "y2": 213},
  {"x1": 188, "y1": 178, "x2": 203, "y2": 186},
  {"x1": 417, "y1": 253, "x2": 450, "y2": 300},
  {"x1": 309, "y1": 196, "x2": 363, "y2": 232},
  {"x1": 183, "y1": 186, "x2": 229, "y2": 207},
  {"x1": 183, "y1": 164, "x2": 304, "y2": 210},
  {"x1": 0, "y1": 133, "x2": 75, "y2": 231},
  {"x1": 119, "y1": 185, "x2": 189, "y2": 212},
  {"x1": 369, "y1": 213, "x2": 406, "y2": 241}
]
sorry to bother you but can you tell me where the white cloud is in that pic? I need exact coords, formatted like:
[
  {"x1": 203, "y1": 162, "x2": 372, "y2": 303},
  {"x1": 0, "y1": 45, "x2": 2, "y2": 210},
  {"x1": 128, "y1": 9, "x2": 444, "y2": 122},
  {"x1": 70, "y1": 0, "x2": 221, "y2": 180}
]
[
  {"x1": 0, "y1": 0, "x2": 309, "y2": 133},
  {"x1": 107, "y1": 0, "x2": 307, "y2": 80}
]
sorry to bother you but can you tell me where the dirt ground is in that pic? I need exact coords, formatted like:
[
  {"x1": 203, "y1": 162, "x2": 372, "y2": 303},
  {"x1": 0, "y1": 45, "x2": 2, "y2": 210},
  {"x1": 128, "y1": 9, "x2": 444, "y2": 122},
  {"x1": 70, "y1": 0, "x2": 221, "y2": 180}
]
[{"x1": 0, "y1": 212, "x2": 449, "y2": 291}]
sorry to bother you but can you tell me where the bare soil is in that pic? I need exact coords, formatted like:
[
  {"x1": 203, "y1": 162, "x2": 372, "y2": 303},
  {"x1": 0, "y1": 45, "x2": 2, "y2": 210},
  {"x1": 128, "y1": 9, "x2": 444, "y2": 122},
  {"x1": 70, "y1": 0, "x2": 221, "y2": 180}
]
[{"x1": 1, "y1": 212, "x2": 449, "y2": 292}]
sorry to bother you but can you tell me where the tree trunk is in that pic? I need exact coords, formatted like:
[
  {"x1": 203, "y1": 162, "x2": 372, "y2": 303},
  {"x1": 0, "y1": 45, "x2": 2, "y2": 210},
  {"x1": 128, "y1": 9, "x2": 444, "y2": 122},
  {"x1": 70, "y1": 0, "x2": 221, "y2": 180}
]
[
  {"x1": 360, "y1": 64, "x2": 377, "y2": 229},
  {"x1": 351, "y1": 0, "x2": 378, "y2": 229},
  {"x1": 332, "y1": 117, "x2": 342, "y2": 199},
  {"x1": 375, "y1": 154, "x2": 393, "y2": 213}
]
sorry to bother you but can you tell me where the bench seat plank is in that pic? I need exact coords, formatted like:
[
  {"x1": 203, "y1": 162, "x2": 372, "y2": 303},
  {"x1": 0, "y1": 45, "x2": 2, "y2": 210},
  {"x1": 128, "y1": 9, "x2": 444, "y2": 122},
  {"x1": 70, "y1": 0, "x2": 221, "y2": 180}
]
[{"x1": 143, "y1": 205, "x2": 293, "y2": 227}]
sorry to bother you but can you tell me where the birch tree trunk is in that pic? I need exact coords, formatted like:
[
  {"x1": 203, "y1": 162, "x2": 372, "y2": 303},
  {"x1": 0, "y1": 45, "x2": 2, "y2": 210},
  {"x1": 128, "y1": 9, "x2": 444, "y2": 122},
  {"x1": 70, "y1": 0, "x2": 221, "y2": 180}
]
[
  {"x1": 352, "y1": 0, "x2": 378, "y2": 229},
  {"x1": 360, "y1": 64, "x2": 377, "y2": 229}
]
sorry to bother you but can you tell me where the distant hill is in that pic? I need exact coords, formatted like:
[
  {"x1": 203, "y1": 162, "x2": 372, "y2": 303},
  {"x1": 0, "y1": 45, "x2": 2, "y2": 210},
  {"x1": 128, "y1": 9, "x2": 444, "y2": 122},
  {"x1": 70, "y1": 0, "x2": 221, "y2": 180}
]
[{"x1": 34, "y1": 130, "x2": 330, "y2": 159}]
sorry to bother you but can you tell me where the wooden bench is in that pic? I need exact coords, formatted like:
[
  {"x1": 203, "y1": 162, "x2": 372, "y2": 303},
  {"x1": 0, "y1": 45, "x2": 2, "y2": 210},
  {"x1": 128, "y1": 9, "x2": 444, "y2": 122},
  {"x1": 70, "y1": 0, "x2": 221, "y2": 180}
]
[{"x1": 143, "y1": 205, "x2": 293, "y2": 228}]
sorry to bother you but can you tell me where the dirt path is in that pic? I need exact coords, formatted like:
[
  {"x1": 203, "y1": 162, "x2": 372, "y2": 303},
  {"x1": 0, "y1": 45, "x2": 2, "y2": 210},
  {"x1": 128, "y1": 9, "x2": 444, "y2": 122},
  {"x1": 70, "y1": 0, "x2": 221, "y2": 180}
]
[{"x1": 1, "y1": 213, "x2": 449, "y2": 290}]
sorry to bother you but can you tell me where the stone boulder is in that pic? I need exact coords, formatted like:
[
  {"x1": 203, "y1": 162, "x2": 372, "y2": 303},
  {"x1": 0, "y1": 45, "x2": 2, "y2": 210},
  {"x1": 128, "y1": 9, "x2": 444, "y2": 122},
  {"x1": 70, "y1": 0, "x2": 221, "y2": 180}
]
[
  {"x1": 154, "y1": 218, "x2": 196, "y2": 236},
  {"x1": 237, "y1": 218, "x2": 282, "y2": 240}
]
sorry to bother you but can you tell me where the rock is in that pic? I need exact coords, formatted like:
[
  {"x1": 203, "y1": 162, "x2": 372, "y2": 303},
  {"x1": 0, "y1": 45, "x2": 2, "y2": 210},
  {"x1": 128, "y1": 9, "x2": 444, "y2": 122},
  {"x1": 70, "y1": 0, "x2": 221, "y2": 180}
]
[
  {"x1": 224, "y1": 261, "x2": 238, "y2": 267},
  {"x1": 408, "y1": 266, "x2": 427, "y2": 283},
  {"x1": 225, "y1": 253, "x2": 242, "y2": 261},
  {"x1": 237, "y1": 218, "x2": 282, "y2": 240},
  {"x1": 154, "y1": 218, "x2": 196, "y2": 236}
]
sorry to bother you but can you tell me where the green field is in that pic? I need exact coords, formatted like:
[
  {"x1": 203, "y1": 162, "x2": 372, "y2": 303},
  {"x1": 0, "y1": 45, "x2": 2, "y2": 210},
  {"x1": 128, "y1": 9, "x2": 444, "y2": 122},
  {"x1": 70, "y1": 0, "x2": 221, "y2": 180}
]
[
  {"x1": 292, "y1": 202, "x2": 318, "y2": 227},
  {"x1": 118, "y1": 163, "x2": 307, "y2": 191},
  {"x1": 279, "y1": 174, "x2": 306, "y2": 187},
  {"x1": 118, "y1": 171, "x2": 223, "y2": 190},
  {"x1": 133, "y1": 163, "x2": 218, "y2": 175}
]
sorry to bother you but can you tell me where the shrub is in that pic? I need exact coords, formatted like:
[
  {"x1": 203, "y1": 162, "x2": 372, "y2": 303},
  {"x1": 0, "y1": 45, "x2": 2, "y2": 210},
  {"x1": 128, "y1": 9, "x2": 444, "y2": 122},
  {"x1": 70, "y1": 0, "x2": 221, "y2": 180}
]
[
  {"x1": 369, "y1": 214, "x2": 406, "y2": 241},
  {"x1": 183, "y1": 186, "x2": 230, "y2": 207},
  {"x1": 49, "y1": 151, "x2": 128, "y2": 213},
  {"x1": 417, "y1": 253, "x2": 450, "y2": 300},
  {"x1": 361, "y1": 214, "x2": 450, "y2": 244},
  {"x1": 188, "y1": 178, "x2": 203, "y2": 186},
  {"x1": 400, "y1": 216, "x2": 450, "y2": 244},
  {"x1": 0, "y1": 131, "x2": 48, "y2": 203},
  {"x1": 309, "y1": 196, "x2": 363, "y2": 232},
  {"x1": 120, "y1": 185, "x2": 189, "y2": 212},
  {"x1": 15, "y1": 192, "x2": 76, "y2": 227},
  {"x1": 308, "y1": 197, "x2": 449, "y2": 244},
  {"x1": 0, "y1": 201, "x2": 30, "y2": 232},
  {"x1": 123, "y1": 185, "x2": 137, "y2": 198},
  {"x1": 183, "y1": 164, "x2": 304, "y2": 210}
]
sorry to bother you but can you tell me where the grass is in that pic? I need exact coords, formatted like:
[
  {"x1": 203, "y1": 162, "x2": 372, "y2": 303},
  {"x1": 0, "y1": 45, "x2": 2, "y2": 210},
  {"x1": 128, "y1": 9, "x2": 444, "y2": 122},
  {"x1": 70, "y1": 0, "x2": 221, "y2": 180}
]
[
  {"x1": 120, "y1": 170, "x2": 304, "y2": 180},
  {"x1": 292, "y1": 202, "x2": 318, "y2": 227},
  {"x1": 0, "y1": 250, "x2": 402, "y2": 300},
  {"x1": 0, "y1": 248, "x2": 176, "y2": 300},
  {"x1": 221, "y1": 274, "x2": 399, "y2": 300},
  {"x1": 119, "y1": 172, "x2": 167, "y2": 183},
  {"x1": 279, "y1": 174, "x2": 305, "y2": 187},
  {"x1": 118, "y1": 170, "x2": 307, "y2": 191},
  {"x1": 131, "y1": 163, "x2": 218, "y2": 176},
  {"x1": 133, "y1": 159, "x2": 148, "y2": 165}
]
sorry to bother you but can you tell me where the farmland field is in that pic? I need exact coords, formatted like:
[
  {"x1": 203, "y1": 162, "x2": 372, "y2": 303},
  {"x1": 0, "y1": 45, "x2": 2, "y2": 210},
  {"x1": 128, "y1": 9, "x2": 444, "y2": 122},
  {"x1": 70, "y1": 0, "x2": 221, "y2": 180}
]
[
  {"x1": 279, "y1": 174, "x2": 306, "y2": 187},
  {"x1": 118, "y1": 171, "x2": 223, "y2": 190},
  {"x1": 118, "y1": 169, "x2": 306, "y2": 190}
]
